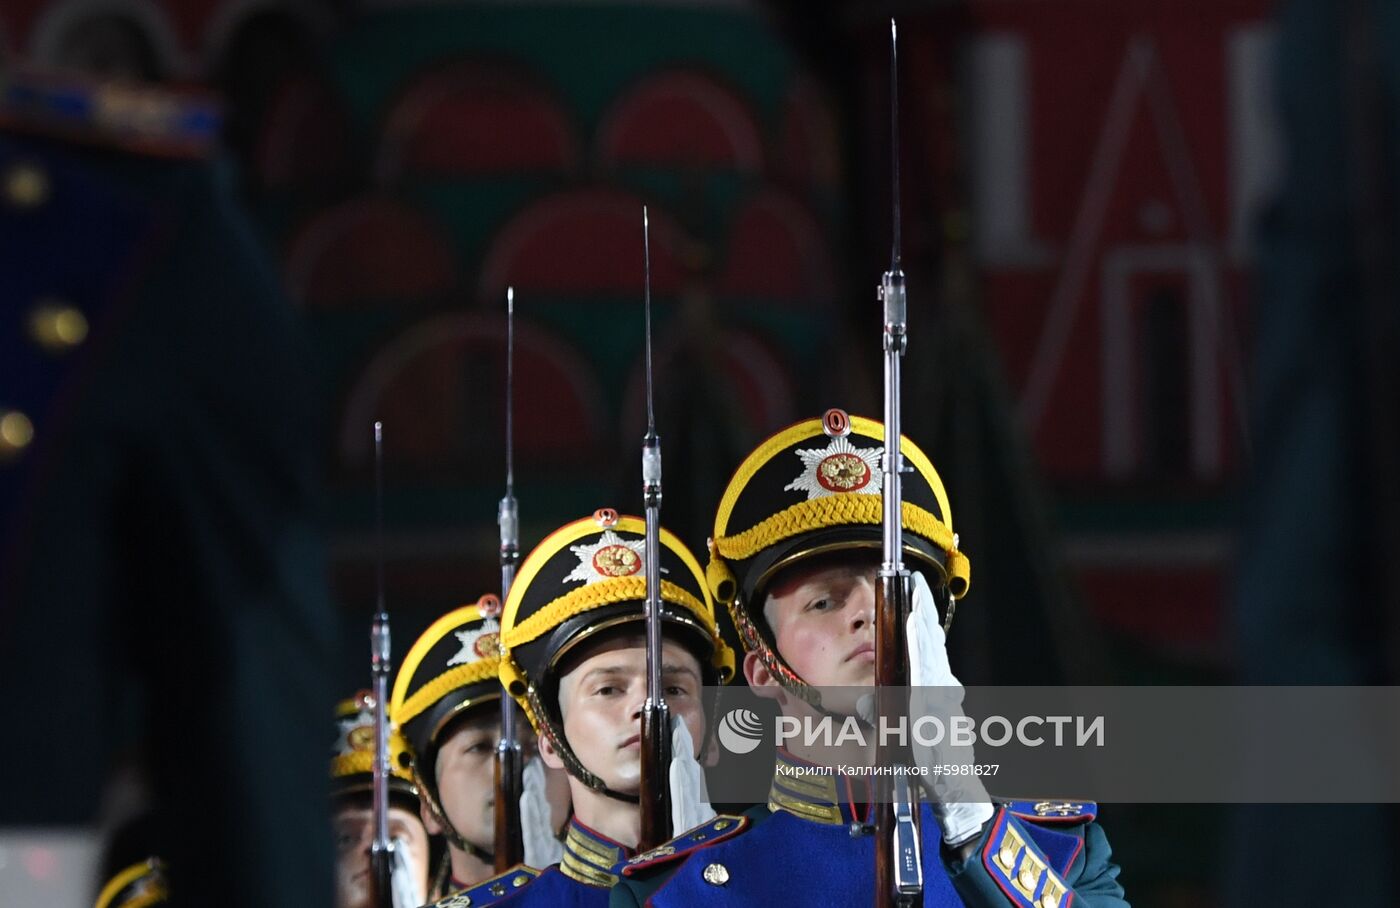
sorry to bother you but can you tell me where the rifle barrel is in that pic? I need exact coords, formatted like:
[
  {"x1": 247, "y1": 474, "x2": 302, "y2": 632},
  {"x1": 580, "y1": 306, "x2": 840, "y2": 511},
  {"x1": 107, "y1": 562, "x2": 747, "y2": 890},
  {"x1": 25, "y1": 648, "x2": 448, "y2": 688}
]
[
  {"x1": 875, "y1": 18, "x2": 920, "y2": 908},
  {"x1": 496, "y1": 287, "x2": 525, "y2": 870},
  {"x1": 371, "y1": 422, "x2": 395, "y2": 908},
  {"x1": 638, "y1": 206, "x2": 672, "y2": 849}
]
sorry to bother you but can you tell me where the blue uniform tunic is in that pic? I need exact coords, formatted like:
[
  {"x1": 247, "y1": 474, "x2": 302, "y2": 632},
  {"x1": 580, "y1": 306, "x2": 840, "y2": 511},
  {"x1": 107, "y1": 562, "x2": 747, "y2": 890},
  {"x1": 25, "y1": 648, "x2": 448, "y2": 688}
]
[{"x1": 611, "y1": 752, "x2": 1128, "y2": 907}]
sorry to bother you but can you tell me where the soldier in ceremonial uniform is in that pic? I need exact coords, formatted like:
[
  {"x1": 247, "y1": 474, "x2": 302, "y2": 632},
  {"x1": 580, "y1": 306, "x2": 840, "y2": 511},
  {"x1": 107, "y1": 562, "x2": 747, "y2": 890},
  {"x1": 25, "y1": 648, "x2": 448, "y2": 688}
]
[
  {"x1": 421, "y1": 509, "x2": 736, "y2": 907},
  {"x1": 393, "y1": 596, "x2": 569, "y2": 900},
  {"x1": 330, "y1": 692, "x2": 432, "y2": 908},
  {"x1": 0, "y1": 69, "x2": 338, "y2": 907},
  {"x1": 613, "y1": 413, "x2": 1129, "y2": 907}
]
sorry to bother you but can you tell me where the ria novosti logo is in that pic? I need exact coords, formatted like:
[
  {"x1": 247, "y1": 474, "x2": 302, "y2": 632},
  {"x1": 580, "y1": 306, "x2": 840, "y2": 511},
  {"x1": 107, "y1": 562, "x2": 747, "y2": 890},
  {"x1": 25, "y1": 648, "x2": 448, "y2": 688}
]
[
  {"x1": 715, "y1": 706, "x2": 1105, "y2": 754},
  {"x1": 716, "y1": 708, "x2": 765, "y2": 754}
]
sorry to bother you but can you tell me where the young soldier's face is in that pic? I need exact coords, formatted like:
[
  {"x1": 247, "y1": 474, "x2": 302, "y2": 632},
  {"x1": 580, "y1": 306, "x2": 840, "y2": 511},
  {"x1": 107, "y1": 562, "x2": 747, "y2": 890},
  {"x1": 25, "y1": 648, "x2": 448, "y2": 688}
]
[
  {"x1": 545, "y1": 634, "x2": 706, "y2": 795},
  {"x1": 757, "y1": 557, "x2": 879, "y2": 689},
  {"x1": 427, "y1": 709, "x2": 499, "y2": 854},
  {"x1": 333, "y1": 802, "x2": 430, "y2": 908}
]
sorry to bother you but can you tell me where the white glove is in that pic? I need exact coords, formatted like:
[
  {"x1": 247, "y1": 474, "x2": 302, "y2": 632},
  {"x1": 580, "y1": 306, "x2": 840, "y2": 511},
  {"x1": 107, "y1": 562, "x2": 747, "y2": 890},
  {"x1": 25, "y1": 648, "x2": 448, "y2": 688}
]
[
  {"x1": 669, "y1": 716, "x2": 717, "y2": 834},
  {"x1": 520, "y1": 755, "x2": 564, "y2": 868},
  {"x1": 908, "y1": 571, "x2": 994, "y2": 847},
  {"x1": 390, "y1": 837, "x2": 424, "y2": 908}
]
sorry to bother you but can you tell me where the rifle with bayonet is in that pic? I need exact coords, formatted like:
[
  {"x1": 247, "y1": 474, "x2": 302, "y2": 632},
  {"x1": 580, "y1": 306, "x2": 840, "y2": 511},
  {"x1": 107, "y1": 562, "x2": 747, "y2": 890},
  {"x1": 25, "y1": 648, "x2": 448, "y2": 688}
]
[
  {"x1": 873, "y1": 19, "x2": 924, "y2": 908},
  {"x1": 495, "y1": 287, "x2": 525, "y2": 871},
  {"x1": 368, "y1": 423, "x2": 422, "y2": 908},
  {"x1": 369, "y1": 421, "x2": 396, "y2": 908},
  {"x1": 637, "y1": 206, "x2": 673, "y2": 851}
]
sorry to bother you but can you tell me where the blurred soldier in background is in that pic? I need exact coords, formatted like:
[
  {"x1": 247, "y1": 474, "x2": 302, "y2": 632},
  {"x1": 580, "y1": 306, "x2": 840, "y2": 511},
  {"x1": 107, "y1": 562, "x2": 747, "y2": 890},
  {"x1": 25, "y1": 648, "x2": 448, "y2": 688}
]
[
  {"x1": 0, "y1": 67, "x2": 339, "y2": 907},
  {"x1": 1230, "y1": 1, "x2": 1400, "y2": 905},
  {"x1": 330, "y1": 692, "x2": 431, "y2": 908},
  {"x1": 393, "y1": 600, "x2": 506, "y2": 900}
]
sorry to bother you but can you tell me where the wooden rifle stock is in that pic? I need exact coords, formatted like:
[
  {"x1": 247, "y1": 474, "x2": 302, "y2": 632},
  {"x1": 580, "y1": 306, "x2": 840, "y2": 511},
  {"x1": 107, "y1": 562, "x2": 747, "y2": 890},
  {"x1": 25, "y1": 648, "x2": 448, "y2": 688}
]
[
  {"x1": 370, "y1": 848, "x2": 393, "y2": 908},
  {"x1": 494, "y1": 732, "x2": 523, "y2": 870},
  {"x1": 874, "y1": 573, "x2": 914, "y2": 907},
  {"x1": 639, "y1": 702, "x2": 673, "y2": 849}
]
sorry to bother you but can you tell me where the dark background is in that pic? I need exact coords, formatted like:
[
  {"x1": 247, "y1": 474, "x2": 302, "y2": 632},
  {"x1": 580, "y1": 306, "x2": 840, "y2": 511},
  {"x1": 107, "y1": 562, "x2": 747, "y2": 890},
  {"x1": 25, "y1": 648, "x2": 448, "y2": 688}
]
[{"x1": 7, "y1": 0, "x2": 1398, "y2": 904}]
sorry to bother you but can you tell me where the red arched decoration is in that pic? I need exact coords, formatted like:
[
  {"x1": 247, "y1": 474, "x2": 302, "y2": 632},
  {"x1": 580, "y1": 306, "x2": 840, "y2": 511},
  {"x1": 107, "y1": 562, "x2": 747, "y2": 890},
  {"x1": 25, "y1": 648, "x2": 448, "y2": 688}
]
[
  {"x1": 478, "y1": 188, "x2": 687, "y2": 302},
  {"x1": 719, "y1": 190, "x2": 835, "y2": 305},
  {"x1": 597, "y1": 69, "x2": 763, "y2": 171},
  {"x1": 285, "y1": 197, "x2": 457, "y2": 308},
  {"x1": 340, "y1": 313, "x2": 607, "y2": 470},
  {"x1": 377, "y1": 61, "x2": 578, "y2": 181}
]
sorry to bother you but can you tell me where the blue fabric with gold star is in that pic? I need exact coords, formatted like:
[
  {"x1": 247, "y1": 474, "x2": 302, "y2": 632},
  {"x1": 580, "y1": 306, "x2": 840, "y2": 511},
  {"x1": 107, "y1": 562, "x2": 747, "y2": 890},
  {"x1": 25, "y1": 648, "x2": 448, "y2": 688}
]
[{"x1": 610, "y1": 752, "x2": 1127, "y2": 907}]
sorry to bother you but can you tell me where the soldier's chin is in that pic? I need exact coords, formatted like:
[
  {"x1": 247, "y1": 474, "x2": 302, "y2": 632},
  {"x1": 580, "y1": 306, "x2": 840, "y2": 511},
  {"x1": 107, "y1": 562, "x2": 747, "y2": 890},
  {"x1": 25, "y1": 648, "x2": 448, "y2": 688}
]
[
  {"x1": 606, "y1": 758, "x2": 642, "y2": 795},
  {"x1": 606, "y1": 777, "x2": 641, "y2": 798},
  {"x1": 818, "y1": 688, "x2": 868, "y2": 716},
  {"x1": 835, "y1": 663, "x2": 876, "y2": 690},
  {"x1": 338, "y1": 875, "x2": 371, "y2": 908}
]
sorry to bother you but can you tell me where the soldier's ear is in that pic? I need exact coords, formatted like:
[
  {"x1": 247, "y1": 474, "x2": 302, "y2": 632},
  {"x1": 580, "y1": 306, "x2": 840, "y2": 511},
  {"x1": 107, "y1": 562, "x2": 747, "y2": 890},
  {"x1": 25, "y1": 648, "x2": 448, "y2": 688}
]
[
  {"x1": 742, "y1": 650, "x2": 767, "y2": 688},
  {"x1": 743, "y1": 651, "x2": 786, "y2": 706},
  {"x1": 420, "y1": 799, "x2": 442, "y2": 836},
  {"x1": 537, "y1": 728, "x2": 567, "y2": 771}
]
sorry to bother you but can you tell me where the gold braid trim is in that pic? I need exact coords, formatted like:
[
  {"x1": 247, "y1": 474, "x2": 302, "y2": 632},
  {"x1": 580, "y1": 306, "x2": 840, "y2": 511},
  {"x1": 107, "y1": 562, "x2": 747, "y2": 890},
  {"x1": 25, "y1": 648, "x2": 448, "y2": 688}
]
[
  {"x1": 559, "y1": 857, "x2": 619, "y2": 889},
  {"x1": 330, "y1": 733, "x2": 411, "y2": 783},
  {"x1": 121, "y1": 888, "x2": 168, "y2": 908},
  {"x1": 768, "y1": 789, "x2": 843, "y2": 825},
  {"x1": 716, "y1": 496, "x2": 950, "y2": 559},
  {"x1": 503, "y1": 578, "x2": 708, "y2": 648},
  {"x1": 561, "y1": 821, "x2": 623, "y2": 887},
  {"x1": 713, "y1": 496, "x2": 971, "y2": 597},
  {"x1": 774, "y1": 771, "x2": 841, "y2": 799},
  {"x1": 397, "y1": 658, "x2": 500, "y2": 727},
  {"x1": 565, "y1": 826, "x2": 621, "y2": 866},
  {"x1": 95, "y1": 862, "x2": 165, "y2": 908}
]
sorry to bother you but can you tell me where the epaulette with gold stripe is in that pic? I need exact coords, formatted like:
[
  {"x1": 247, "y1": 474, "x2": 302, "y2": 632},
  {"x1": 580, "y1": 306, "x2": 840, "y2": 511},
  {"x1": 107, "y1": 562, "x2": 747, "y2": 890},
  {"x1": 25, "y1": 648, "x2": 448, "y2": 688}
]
[
  {"x1": 619, "y1": 815, "x2": 749, "y2": 876},
  {"x1": 983, "y1": 808, "x2": 1079, "y2": 908},
  {"x1": 1005, "y1": 798, "x2": 1096, "y2": 824},
  {"x1": 559, "y1": 819, "x2": 628, "y2": 888},
  {"x1": 428, "y1": 865, "x2": 539, "y2": 906}
]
